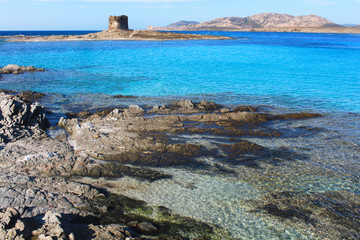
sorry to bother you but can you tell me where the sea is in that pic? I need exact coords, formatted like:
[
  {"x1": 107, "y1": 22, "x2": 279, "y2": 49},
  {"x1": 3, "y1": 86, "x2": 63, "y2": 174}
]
[{"x1": 0, "y1": 30, "x2": 359, "y2": 239}]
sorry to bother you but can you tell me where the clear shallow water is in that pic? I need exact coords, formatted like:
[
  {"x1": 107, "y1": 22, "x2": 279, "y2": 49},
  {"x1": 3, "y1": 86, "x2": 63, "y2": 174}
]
[
  {"x1": 1, "y1": 31, "x2": 360, "y2": 239},
  {"x1": 0, "y1": 31, "x2": 360, "y2": 113}
]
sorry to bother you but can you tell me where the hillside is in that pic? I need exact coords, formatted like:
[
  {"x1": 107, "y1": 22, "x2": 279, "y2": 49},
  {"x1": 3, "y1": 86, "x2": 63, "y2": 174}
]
[
  {"x1": 148, "y1": 13, "x2": 339, "y2": 31},
  {"x1": 167, "y1": 20, "x2": 199, "y2": 28}
]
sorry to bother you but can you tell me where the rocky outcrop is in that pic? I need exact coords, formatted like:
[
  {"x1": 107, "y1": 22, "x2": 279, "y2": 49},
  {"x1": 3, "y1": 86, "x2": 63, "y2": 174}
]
[
  {"x1": 0, "y1": 64, "x2": 45, "y2": 75},
  {"x1": 0, "y1": 93, "x2": 49, "y2": 143}
]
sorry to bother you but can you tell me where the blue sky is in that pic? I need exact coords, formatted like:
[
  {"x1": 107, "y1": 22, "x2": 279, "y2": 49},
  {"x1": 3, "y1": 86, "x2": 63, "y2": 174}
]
[{"x1": 0, "y1": 0, "x2": 359, "y2": 30}]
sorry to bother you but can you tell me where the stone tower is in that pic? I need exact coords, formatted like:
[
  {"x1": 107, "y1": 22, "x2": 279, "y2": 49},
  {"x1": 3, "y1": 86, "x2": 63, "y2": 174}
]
[{"x1": 109, "y1": 15, "x2": 129, "y2": 31}]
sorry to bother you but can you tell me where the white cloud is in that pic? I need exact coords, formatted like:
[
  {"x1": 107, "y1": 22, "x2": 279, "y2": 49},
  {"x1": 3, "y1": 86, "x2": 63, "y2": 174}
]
[
  {"x1": 34, "y1": 0, "x2": 200, "y2": 2},
  {"x1": 301, "y1": 0, "x2": 334, "y2": 5}
]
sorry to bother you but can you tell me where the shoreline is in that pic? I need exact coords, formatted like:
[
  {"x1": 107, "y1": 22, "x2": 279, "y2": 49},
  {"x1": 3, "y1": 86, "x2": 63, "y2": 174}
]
[
  {"x1": 0, "y1": 84, "x2": 359, "y2": 238},
  {"x1": 147, "y1": 26, "x2": 360, "y2": 34},
  {"x1": 5, "y1": 29, "x2": 232, "y2": 42}
]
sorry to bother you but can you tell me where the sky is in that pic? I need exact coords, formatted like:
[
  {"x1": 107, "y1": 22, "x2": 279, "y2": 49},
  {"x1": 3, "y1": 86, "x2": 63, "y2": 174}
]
[{"x1": 0, "y1": 0, "x2": 359, "y2": 30}]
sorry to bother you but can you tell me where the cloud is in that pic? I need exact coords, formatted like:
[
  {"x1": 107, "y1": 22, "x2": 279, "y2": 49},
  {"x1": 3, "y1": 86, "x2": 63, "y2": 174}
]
[{"x1": 300, "y1": 0, "x2": 334, "y2": 5}]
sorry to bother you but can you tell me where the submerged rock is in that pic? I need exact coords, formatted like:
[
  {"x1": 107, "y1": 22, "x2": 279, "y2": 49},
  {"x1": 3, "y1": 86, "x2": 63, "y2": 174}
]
[
  {"x1": 16, "y1": 91, "x2": 46, "y2": 103},
  {"x1": 250, "y1": 191, "x2": 360, "y2": 240}
]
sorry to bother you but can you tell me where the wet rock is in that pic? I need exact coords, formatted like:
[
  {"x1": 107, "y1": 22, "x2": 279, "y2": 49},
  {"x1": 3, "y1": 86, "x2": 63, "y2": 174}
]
[
  {"x1": 72, "y1": 162, "x2": 172, "y2": 181},
  {"x1": 0, "y1": 64, "x2": 45, "y2": 75},
  {"x1": 113, "y1": 95, "x2": 137, "y2": 99},
  {"x1": 268, "y1": 112, "x2": 323, "y2": 120},
  {"x1": 16, "y1": 91, "x2": 46, "y2": 103},
  {"x1": 0, "y1": 89, "x2": 16, "y2": 94},
  {"x1": 170, "y1": 99, "x2": 221, "y2": 112},
  {"x1": 196, "y1": 100, "x2": 222, "y2": 111},
  {"x1": 233, "y1": 105, "x2": 258, "y2": 112},
  {"x1": 94, "y1": 108, "x2": 116, "y2": 118},
  {"x1": 171, "y1": 99, "x2": 196, "y2": 109},
  {"x1": 128, "y1": 221, "x2": 158, "y2": 235},
  {"x1": 66, "y1": 111, "x2": 92, "y2": 119},
  {"x1": 251, "y1": 191, "x2": 360, "y2": 239}
]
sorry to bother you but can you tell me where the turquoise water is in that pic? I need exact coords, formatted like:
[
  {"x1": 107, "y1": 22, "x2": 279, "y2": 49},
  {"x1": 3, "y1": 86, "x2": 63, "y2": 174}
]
[
  {"x1": 1, "y1": 31, "x2": 360, "y2": 239},
  {"x1": 1, "y1": 31, "x2": 360, "y2": 113}
]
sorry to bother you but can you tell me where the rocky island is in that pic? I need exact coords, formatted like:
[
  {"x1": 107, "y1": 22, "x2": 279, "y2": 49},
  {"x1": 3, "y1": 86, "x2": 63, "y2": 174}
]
[
  {"x1": 148, "y1": 13, "x2": 360, "y2": 34},
  {"x1": 6, "y1": 15, "x2": 231, "y2": 42}
]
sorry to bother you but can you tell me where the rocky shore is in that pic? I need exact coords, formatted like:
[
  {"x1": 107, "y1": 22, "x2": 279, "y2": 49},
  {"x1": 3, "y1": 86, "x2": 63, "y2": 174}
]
[
  {"x1": 6, "y1": 30, "x2": 231, "y2": 42},
  {"x1": 0, "y1": 87, "x2": 358, "y2": 239}
]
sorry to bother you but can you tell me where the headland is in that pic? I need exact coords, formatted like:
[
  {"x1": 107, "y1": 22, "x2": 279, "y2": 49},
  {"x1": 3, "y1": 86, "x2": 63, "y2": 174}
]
[{"x1": 148, "y1": 13, "x2": 360, "y2": 34}]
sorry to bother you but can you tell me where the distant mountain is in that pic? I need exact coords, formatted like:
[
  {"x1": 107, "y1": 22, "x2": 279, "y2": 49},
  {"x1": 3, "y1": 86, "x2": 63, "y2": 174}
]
[
  {"x1": 353, "y1": 25, "x2": 360, "y2": 28},
  {"x1": 342, "y1": 24, "x2": 357, "y2": 27},
  {"x1": 167, "y1": 20, "x2": 199, "y2": 28},
  {"x1": 148, "y1": 13, "x2": 337, "y2": 31}
]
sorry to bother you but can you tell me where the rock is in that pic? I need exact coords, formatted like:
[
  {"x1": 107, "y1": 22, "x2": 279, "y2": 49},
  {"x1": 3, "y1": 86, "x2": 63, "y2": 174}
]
[
  {"x1": 136, "y1": 222, "x2": 158, "y2": 235},
  {"x1": 0, "y1": 207, "x2": 25, "y2": 240},
  {"x1": 268, "y1": 112, "x2": 323, "y2": 120},
  {"x1": 0, "y1": 64, "x2": 45, "y2": 75},
  {"x1": 171, "y1": 99, "x2": 196, "y2": 109},
  {"x1": 9, "y1": 30, "x2": 231, "y2": 42},
  {"x1": 251, "y1": 191, "x2": 360, "y2": 240},
  {"x1": 66, "y1": 111, "x2": 92, "y2": 119},
  {"x1": 42, "y1": 211, "x2": 62, "y2": 225},
  {"x1": 122, "y1": 105, "x2": 144, "y2": 117},
  {"x1": 196, "y1": 100, "x2": 222, "y2": 110},
  {"x1": 16, "y1": 91, "x2": 46, "y2": 103},
  {"x1": 233, "y1": 106, "x2": 258, "y2": 112},
  {"x1": 0, "y1": 93, "x2": 50, "y2": 143},
  {"x1": 127, "y1": 220, "x2": 158, "y2": 235},
  {"x1": 113, "y1": 94, "x2": 137, "y2": 99}
]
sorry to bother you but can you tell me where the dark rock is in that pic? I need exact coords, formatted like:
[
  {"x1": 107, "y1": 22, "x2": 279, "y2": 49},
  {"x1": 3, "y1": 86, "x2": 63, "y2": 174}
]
[
  {"x1": 113, "y1": 95, "x2": 137, "y2": 99},
  {"x1": 0, "y1": 93, "x2": 50, "y2": 142},
  {"x1": 16, "y1": 91, "x2": 46, "y2": 103},
  {"x1": 66, "y1": 111, "x2": 92, "y2": 119},
  {"x1": 196, "y1": 100, "x2": 222, "y2": 111},
  {"x1": 170, "y1": 99, "x2": 196, "y2": 109},
  {"x1": 136, "y1": 222, "x2": 158, "y2": 235},
  {"x1": 268, "y1": 112, "x2": 323, "y2": 120},
  {"x1": 0, "y1": 89, "x2": 16, "y2": 94},
  {"x1": 233, "y1": 106, "x2": 258, "y2": 112},
  {"x1": 94, "y1": 108, "x2": 115, "y2": 117},
  {"x1": 251, "y1": 191, "x2": 360, "y2": 239}
]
